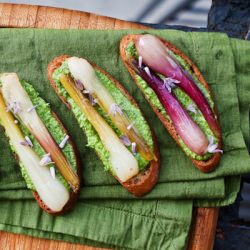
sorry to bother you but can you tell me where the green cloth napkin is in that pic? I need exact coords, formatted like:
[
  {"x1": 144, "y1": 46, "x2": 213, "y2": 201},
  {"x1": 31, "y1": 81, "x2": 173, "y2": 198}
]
[
  {"x1": 0, "y1": 29, "x2": 249, "y2": 200},
  {"x1": 195, "y1": 175, "x2": 241, "y2": 207},
  {"x1": 0, "y1": 28, "x2": 250, "y2": 249},
  {"x1": 231, "y1": 38, "x2": 250, "y2": 149},
  {"x1": 0, "y1": 199, "x2": 192, "y2": 250}
]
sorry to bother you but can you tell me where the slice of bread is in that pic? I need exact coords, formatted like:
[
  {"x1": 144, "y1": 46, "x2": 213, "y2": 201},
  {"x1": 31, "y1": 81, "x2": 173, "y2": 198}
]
[
  {"x1": 1, "y1": 108, "x2": 81, "y2": 215},
  {"x1": 120, "y1": 34, "x2": 222, "y2": 173},
  {"x1": 48, "y1": 55, "x2": 160, "y2": 197}
]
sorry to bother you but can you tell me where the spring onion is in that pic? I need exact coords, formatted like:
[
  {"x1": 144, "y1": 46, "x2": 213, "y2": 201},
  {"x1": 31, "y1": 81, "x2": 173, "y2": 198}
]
[{"x1": 0, "y1": 73, "x2": 79, "y2": 192}]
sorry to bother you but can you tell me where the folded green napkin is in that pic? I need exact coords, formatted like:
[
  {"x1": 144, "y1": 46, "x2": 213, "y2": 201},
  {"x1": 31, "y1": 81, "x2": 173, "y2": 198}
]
[
  {"x1": 0, "y1": 29, "x2": 249, "y2": 249},
  {"x1": 195, "y1": 175, "x2": 240, "y2": 207},
  {"x1": 0, "y1": 29, "x2": 249, "y2": 200},
  {"x1": 231, "y1": 38, "x2": 250, "y2": 149},
  {"x1": 0, "y1": 199, "x2": 192, "y2": 249}
]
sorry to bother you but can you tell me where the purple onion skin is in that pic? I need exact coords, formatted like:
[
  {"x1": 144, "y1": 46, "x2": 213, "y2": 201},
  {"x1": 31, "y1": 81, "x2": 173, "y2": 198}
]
[
  {"x1": 131, "y1": 60, "x2": 209, "y2": 156},
  {"x1": 175, "y1": 70, "x2": 220, "y2": 138},
  {"x1": 136, "y1": 35, "x2": 220, "y2": 138}
]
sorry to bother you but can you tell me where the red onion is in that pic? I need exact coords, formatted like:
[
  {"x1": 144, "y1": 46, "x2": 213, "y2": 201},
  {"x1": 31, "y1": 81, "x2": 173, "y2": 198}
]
[
  {"x1": 131, "y1": 60, "x2": 209, "y2": 155},
  {"x1": 136, "y1": 34, "x2": 183, "y2": 79},
  {"x1": 136, "y1": 34, "x2": 220, "y2": 137}
]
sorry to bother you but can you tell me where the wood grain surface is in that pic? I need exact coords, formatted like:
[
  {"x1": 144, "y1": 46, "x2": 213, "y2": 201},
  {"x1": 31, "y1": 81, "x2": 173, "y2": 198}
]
[{"x1": 0, "y1": 3, "x2": 219, "y2": 250}]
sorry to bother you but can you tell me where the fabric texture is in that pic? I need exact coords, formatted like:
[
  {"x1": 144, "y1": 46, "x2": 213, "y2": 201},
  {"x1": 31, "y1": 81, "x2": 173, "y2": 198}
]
[
  {"x1": 0, "y1": 29, "x2": 249, "y2": 249},
  {"x1": 0, "y1": 199, "x2": 192, "y2": 250},
  {"x1": 0, "y1": 29, "x2": 249, "y2": 197}
]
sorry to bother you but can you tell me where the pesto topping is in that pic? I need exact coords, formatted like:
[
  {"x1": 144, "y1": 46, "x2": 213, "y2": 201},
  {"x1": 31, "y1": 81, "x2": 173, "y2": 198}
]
[
  {"x1": 125, "y1": 42, "x2": 139, "y2": 59},
  {"x1": 126, "y1": 42, "x2": 217, "y2": 161},
  {"x1": 52, "y1": 61, "x2": 152, "y2": 172}
]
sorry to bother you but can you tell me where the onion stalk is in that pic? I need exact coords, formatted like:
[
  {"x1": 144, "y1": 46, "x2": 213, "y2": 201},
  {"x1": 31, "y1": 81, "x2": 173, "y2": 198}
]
[
  {"x1": 0, "y1": 92, "x2": 69, "y2": 212},
  {"x1": 135, "y1": 34, "x2": 220, "y2": 138},
  {"x1": 0, "y1": 73, "x2": 79, "y2": 192},
  {"x1": 130, "y1": 61, "x2": 209, "y2": 155},
  {"x1": 67, "y1": 57, "x2": 156, "y2": 161},
  {"x1": 59, "y1": 74, "x2": 139, "y2": 182}
]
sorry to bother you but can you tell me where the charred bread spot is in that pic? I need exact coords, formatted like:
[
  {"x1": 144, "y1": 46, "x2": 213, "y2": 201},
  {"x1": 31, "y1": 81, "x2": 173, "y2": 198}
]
[{"x1": 120, "y1": 34, "x2": 222, "y2": 173}]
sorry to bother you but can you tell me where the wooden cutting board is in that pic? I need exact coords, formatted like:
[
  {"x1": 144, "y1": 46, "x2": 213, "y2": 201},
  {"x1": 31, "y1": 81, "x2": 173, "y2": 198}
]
[{"x1": 0, "y1": 3, "x2": 219, "y2": 250}]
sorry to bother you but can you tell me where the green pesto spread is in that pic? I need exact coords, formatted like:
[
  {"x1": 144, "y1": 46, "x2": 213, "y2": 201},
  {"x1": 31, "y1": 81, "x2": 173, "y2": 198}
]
[
  {"x1": 1, "y1": 81, "x2": 77, "y2": 191},
  {"x1": 126, "y1": 42, "x2": 217, "y2": 161},
  {"x1": 52, "y1": 61, "x2": 153, "y2": 173},
  {"x1": 126, "y1": 42, "x2": 138, "y2": 59}
]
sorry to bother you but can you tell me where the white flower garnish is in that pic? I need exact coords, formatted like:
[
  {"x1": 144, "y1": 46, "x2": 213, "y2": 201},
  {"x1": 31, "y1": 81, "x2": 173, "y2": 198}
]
[
  {"x1": 119, "y1": 135, "x2": 131, "y2": 146},
  {"x1": 207, "y1": 136, "x2": 223, "y2": 154},
  {"x1": 108, "y1": 103, "x2": 123, "y2": 117},
  {"x1": 186, "y1": 104, "x2": 197, "y2": 114},
  {"x1": 39, "y1": 153, "x2": 54, "y2": 166},
  {"x1": 127, "y1": 122, "x2": 135, "y2": 131},
  {"x1": 144, "y1": 67, "x2": 152, "y2": 78},
  {"x1": 138, "y1": 56, "x2": 142, "y2": 68},
  {"x1": 20, "y1": 136, "x2": 33, "y2": 147},
  {"x1": 6, "y1": 101, "x2": 22, "y2": 114},
  {"x1": 27, "y1": 104, "x2": 39, "y2": 113},
  {"x1": 131, "y1": 142, "x2": 137, "y2": 154},
  {"x1": 163, "y1": 77, "x2": 180, "y2": 93},
  {"x1": 59, "y1": 135, "x2": 69, "y2": 149},
  {"x1": 75, "y1": 79, "x2": 84, "y2": 91},
  {"x1": 82, "y1": 89, "x2": 90, "y2": 94}
]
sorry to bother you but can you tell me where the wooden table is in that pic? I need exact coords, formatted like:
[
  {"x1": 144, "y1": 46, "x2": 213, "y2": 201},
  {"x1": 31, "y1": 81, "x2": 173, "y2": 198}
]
[{"x1": 0, "y1": 3, "x2": 219, "y2": 250}]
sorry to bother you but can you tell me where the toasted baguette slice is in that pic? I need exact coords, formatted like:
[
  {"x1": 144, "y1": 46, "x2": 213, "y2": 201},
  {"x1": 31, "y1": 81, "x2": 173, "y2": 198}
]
[
  {"x1": 120, "y1": 34, "x2": 222, "y2": 173},
  {"x1": 48, "y1": 55, "x2": 160, "y2": 196},
  {"x1": 0, "y1": 77, "x2": 81, "y2": 215},
  {"x1": 1, "y1": 110, "x2": 81, "y2": 216}
]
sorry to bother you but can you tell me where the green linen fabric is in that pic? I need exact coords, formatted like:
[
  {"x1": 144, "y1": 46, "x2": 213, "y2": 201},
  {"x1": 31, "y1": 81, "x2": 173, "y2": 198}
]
[
  {"x1": 0, "y1": 28, "x2": 250, "y2": 249},
  {"x1": 199, "y1": 38, "x2": 250, "y2": 208},
  {"x1": 195, "y1": 175, "x2": 241, "y2": 207},
  {"x1": 0, "y1": 28, "x2": 228, "y2": 201},
  {"x1": 0, "y1": 29, "x2": 249, "y2": 183},
  {"x1": 198, "y1": 38, "x2": 250, "y2": 207},
  {"x1": 0, "y1": 178, "x2": 225, "y2": 200},
  {"x1": 231, "y1": 38, "x2": 250, "y2": 149},
  {"x1": 0, "y1": 199, "x2": 193, "y2": 250},
  {"x1": 0, "y1": 29, "x2": 249, "y2": 193}
]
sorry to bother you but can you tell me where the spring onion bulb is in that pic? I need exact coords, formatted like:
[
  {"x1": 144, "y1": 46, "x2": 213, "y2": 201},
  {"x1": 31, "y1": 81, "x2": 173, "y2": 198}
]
[
  {"x1": 136, "y1": 34, "x2": 220, "y2": 137},
  {"x1": 67, "y1": 57, "x2": 156, "y2": 161},
  {"x1": 59, "y1": 74, "x2": 139, "y2": 182}
]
